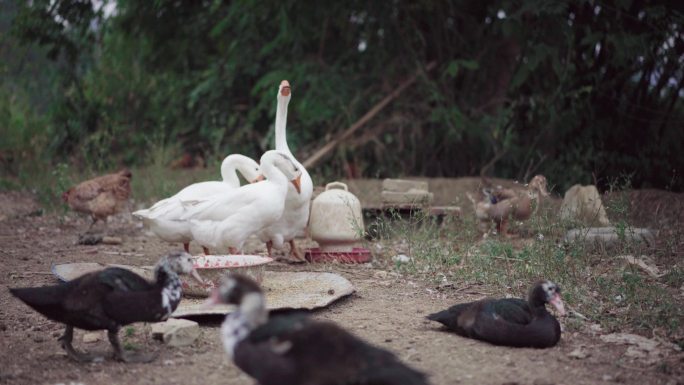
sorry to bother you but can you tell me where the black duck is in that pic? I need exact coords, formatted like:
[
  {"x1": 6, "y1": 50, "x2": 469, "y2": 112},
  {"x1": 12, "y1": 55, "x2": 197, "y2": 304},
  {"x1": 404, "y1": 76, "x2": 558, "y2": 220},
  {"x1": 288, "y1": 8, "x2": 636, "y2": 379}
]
[
  {"x1": 427, "y1": 280, "x2": 565, "y2": 348},
  {"x1": 10, "y1": 251, "x2": 204, "y2": 362},
  {"x1": 208, "y1": 273, "x2": 430, "y2": 385}
]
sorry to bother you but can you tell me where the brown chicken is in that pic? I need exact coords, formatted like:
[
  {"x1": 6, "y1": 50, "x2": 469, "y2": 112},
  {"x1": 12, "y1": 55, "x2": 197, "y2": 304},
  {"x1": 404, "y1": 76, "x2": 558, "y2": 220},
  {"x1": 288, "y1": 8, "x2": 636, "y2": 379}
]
[
  {"x1": 62, "y1": 169, "x2": 132, "y2": 228},
  {"x1": 468, "y1": 175, "x2": 550, "y2": 236}
]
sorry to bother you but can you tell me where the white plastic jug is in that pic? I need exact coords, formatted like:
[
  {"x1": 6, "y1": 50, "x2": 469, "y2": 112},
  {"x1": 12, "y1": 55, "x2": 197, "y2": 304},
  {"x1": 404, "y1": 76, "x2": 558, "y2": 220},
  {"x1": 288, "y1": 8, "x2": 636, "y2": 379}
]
[{"x1": 309, "y1": 182, "x2": 365, "y2": 252}]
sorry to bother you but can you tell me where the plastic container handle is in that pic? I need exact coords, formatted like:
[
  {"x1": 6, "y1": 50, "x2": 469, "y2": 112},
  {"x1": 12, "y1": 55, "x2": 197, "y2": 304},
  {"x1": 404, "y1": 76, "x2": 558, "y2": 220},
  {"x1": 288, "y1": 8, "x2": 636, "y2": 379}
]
[{"x1": 325, "y1": 181, "x2": 348, "y2": 191}]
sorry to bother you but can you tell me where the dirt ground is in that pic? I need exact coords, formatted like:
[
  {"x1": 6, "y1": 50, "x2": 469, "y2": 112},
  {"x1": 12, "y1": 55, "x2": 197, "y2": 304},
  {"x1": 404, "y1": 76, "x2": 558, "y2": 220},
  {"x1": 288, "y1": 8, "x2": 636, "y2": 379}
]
[{"x1": 0, "y1": 187, "x2": 682, "y2": 385}]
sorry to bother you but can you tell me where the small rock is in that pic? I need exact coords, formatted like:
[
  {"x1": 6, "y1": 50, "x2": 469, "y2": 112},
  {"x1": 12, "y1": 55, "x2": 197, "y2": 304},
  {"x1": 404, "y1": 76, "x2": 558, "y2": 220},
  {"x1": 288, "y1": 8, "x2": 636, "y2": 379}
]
[
  {"x1": 373, "y1": 270, "x2": 389, "y2": 279},
  {"x1": 392, "y1": 254, "x2": 412, "y2": 263},
  {"x1": 162, "y1": 359, "x2": 175, "y2": 366},
  {"x1": 602, "y1": 374, "x2": 613, "y2": 382},
  {"x1": 33, "y1": 336, "x2": 45, "y2": 343},
  {"x1": 52, "y1": 331, "x2": 61, "y2": 337},
  {"x1": 568, "y1": 347, "x2": 590, "y2": 359},
  {"x1": 0, "y1": 323, "x2": 7, "y2": 332},
  {"x1": 83, "y1": 332, "x2": 102, "y2": 343},
  {"x1": 151, "y1": 319, "x2": 200, "y2": 347},
  {"x1": 77, "y1": 233, "x2": 103, "y2": 245},
  {"x1": 624, "y1": 346, "x2": 647, "y2": 359}
]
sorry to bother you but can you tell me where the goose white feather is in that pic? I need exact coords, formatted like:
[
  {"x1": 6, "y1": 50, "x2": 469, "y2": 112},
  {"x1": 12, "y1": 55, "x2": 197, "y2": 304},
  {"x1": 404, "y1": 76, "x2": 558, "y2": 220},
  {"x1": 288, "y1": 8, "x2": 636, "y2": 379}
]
[
  {"x1": 258, "y1": 81, "x2": 314, "y2": 259},
  {"x1": 133, "y1": 154, "x2": 260, "y2": 251},
  {"x1": 181, "y1": 150, "x2": 302, "y2": 252}
]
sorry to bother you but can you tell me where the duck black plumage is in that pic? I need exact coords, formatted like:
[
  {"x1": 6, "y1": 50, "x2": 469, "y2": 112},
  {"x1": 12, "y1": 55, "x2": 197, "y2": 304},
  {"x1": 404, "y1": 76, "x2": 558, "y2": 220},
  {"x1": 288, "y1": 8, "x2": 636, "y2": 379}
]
[
  {"x1": 9, "y1": 251, "x2": 204, "y2": 363},
  {"x1": 427, "y1": 280, "x2": 565, "y2": 348},
  {"x1": 209, "y1": 273, "x2": 430, "y2": 385}
]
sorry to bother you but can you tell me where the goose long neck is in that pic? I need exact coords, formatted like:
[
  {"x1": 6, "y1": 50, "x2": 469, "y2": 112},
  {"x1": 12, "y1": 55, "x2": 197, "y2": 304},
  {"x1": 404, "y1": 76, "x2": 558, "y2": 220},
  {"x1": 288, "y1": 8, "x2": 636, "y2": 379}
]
[
  {"x1": 260, "y1": 155, "x2": 289, "y2": 187},
  {"x1": 220, "y1": 157, "x2": 241, "y2": 187},
  {"x1": 275, "y1": 96, "x2": 291, "y2": 155}
]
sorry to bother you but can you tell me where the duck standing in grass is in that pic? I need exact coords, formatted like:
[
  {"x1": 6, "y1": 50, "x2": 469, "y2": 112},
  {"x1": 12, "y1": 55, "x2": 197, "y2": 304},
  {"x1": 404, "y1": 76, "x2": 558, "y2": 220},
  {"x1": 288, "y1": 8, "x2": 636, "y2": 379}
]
[
  {"x1": 427, "y1": 280, "x2": 565, "y2": 348},
  {"x1": 468, "y1": 175, "x2": 550, "y2": 236},
  {"x1": 10, "y1": 251, "x2": 203, "y2": 363},
  {"x1": 258, "y1": 80, "x2": 314, "y2": 262},
  {"x1": 208, "y1": 273, "x2": 430, "y2": 385}
]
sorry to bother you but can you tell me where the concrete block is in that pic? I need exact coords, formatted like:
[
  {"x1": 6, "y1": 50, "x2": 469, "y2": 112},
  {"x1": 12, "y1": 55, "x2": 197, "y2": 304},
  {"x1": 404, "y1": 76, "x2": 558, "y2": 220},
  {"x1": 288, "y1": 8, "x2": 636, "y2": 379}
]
[
  {"x1": 150, "y1": 319, "x2": 200, "y2": 347},
  {"x1": 381, "y1": 190, "x2": 434, "y2": 205},
  {"x1": 382, "y1": 179, "x2": 429, "y2": 193},
  {"x1": 564, "y1": 227, "x2": 656, "y2": 251}
]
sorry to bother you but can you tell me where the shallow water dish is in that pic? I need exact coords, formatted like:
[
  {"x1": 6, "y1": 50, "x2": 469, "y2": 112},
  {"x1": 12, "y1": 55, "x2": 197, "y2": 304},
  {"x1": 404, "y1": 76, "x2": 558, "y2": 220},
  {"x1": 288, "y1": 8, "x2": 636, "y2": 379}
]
[{"x1": 186, "y1": 255, "x2": 273, "y2": 297}]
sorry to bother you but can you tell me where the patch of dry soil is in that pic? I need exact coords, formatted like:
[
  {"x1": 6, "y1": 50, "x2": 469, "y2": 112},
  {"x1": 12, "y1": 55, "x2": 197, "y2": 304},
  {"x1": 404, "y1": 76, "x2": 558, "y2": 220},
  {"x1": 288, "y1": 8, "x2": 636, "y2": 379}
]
[{"x1": 0, "y1": 191, "x2": 682, "y2": 385}]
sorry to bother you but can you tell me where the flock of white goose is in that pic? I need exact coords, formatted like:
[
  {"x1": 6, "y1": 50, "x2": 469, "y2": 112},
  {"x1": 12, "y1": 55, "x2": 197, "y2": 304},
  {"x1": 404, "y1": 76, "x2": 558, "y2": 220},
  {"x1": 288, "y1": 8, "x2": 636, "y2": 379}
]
[{"x1": 133, "y1": 81, "x2": 313, "y2": 261}]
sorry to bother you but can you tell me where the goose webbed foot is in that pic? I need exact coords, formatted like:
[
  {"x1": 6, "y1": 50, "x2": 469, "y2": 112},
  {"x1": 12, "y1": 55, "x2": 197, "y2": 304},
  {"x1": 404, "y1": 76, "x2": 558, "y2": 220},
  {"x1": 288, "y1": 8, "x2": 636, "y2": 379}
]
[
  {"x1": 58, "y1": 326, "x2": 104, "y2": 363},
  {"x1": 108, "y1": 330, "x2": 158, "y2": 364},
  {"x1": 287, "y1": 240, "x2": 307, "y2": 263}
]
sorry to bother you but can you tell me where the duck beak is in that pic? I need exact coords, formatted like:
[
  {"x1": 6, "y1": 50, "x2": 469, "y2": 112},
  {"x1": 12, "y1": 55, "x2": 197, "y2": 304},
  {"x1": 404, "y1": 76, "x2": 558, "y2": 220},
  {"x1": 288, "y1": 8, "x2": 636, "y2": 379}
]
[
  {"x1": 189, "y1": 268, "x2": 205, "y2": 286},
  {"x1": 549, "y1": 293, "x2": 566, "y2": 316},
  {"x1": 251, "y1": 174, "x2": 266, "y2": 183},
  {"x1": 280, "y1": 80, "x2": 291, "y2": 96},
  {"x1": 291, "y1": 175, "x2": 302, "y2": 194}
]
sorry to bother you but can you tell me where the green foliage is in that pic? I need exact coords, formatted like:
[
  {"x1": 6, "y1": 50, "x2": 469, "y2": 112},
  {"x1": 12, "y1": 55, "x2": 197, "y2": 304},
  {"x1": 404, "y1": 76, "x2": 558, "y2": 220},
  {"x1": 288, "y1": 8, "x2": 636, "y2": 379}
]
[{"x1": 2, "y1": 0, "x2": 684, "y2": 191}]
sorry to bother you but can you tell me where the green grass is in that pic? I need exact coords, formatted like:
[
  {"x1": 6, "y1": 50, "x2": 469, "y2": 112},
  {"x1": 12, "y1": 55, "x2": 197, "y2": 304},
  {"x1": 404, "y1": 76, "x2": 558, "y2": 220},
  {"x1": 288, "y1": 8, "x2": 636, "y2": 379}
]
[
  {"x1": 1, "y1": 139, "x2": 224, "y2": 212},
  {"x1": 364, "y1": 195, "x2": 683, "y2": 341}
]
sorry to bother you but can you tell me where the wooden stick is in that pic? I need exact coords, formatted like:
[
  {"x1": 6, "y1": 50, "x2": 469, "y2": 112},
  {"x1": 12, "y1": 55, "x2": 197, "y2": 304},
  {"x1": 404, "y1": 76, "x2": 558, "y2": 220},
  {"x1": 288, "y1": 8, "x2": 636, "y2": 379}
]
[{"x1": 302, "y1": 61, "x2": 437, "y2": 168}]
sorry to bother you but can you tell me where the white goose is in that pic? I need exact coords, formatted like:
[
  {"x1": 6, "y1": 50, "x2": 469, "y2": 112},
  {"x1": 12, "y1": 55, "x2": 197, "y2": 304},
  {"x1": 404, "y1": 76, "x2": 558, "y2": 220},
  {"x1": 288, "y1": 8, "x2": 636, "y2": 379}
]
[
  {"x1": 258, "y1": 80, "x2": 314, "y2": 261},
  {"x1": 180, "y1": 150, "x2": 302, "y2": 254},
  {"x1": 133, "y1": 154, "x2": 261, "y2": 253}
]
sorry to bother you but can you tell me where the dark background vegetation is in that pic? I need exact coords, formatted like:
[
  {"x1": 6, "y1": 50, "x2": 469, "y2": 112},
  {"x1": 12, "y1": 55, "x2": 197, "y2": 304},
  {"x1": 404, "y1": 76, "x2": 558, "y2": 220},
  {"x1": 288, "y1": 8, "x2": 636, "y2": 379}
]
[{"x1": 1, "y1": 0, "x2": 683, "y2": 192}]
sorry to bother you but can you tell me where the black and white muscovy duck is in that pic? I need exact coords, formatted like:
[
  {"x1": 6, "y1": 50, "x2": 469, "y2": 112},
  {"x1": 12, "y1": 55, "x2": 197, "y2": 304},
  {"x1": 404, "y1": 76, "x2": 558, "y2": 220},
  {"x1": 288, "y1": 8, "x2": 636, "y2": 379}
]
[
  {"x1": 427, "y1": 280, "x2": 565, "y2": 348},
  {"x1": 10, "y1": 251, "x2": 204, "y2": 363},
  {"x1": 208, "y1": 273, "x2": 430, "y2": 385}
]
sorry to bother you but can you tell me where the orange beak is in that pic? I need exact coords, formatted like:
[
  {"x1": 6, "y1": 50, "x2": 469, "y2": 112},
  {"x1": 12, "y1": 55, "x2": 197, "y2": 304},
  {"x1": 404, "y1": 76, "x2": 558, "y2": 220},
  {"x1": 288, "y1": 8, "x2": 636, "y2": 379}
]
[
  {"x1": 280, "y1": 80, "x2": 290, "y2": 96},
  {"x1": 291, "y1": 175, "x2": 302, "y2": 194},
  {"x1": 251, "y1": 174, "x2": 266, "y2": 183}
]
